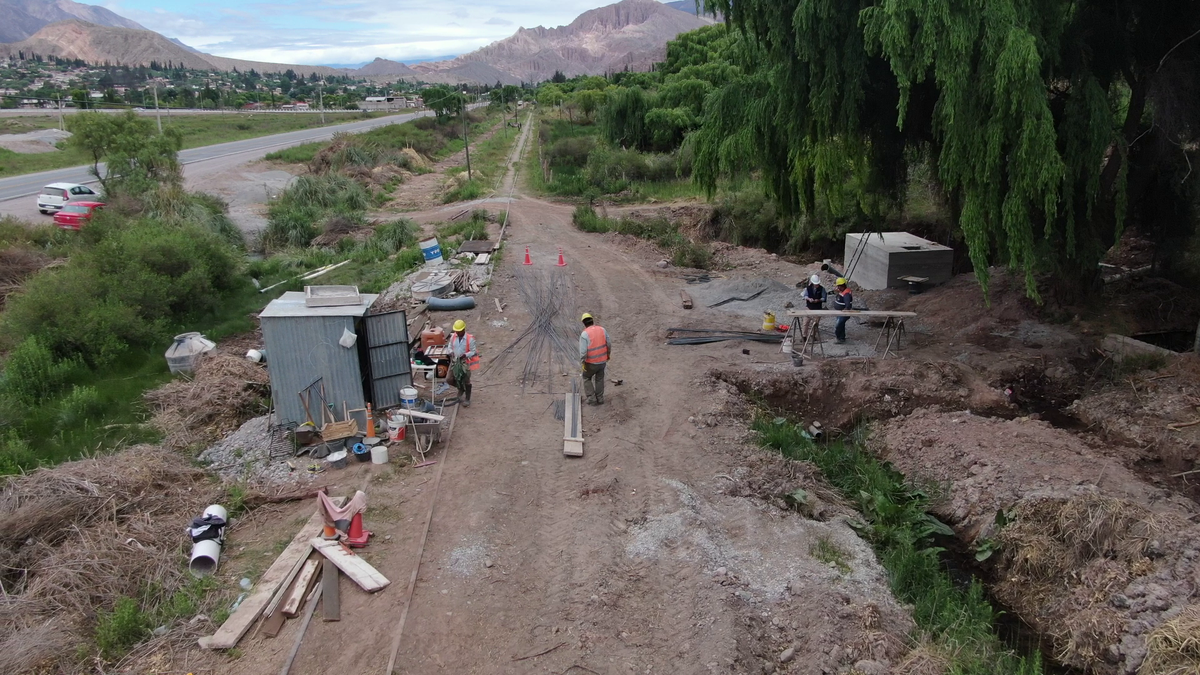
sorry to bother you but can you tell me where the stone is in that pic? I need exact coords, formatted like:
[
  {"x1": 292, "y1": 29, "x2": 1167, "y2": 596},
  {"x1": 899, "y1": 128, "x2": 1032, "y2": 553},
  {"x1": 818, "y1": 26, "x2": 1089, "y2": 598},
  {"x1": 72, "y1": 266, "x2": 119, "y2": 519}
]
[
  {"x1": 656, "y1": 260, "x2": 670, "y2": 269},
  {"x1": 852, "y1": 660, "x2": 888, "y2": 675},
  {"x1": 779, "y1": 647, "x2": 795, "y2": 663}
]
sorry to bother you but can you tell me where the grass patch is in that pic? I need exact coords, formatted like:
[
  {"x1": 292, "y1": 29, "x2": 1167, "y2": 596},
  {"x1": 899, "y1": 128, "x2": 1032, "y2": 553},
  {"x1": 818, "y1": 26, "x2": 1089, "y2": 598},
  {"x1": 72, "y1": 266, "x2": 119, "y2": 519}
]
[
  {"x1": 810, "y1": 535, "x2": 852, "y2": 574},
  {"x1": 757, "y1": 420, "x2": 1044, "y2": 675},
  {"x1": 264, "y1": 142, "x2": 324, "y2": 164},
  {"x1": 0, "y1": 111, "x2": 395, "y2": 178},
  {"x1": 443, "y1": 178, "x2": 487, "y2": 203}
]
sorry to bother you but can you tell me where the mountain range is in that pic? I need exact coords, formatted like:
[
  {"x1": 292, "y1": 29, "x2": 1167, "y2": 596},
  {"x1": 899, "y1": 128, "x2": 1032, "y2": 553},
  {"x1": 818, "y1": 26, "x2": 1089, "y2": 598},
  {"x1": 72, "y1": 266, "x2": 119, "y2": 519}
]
[{"x1": 0, "y1": 0, "x2": 715, "y2": 83}]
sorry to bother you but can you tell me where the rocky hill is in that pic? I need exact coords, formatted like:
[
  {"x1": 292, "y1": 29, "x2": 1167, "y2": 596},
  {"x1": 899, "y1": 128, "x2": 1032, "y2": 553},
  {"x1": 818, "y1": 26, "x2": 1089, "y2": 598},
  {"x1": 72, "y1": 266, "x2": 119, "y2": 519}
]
[
  {"x1": 412, "y1": 0, "x2": 713, "y2": 84},
  {"x1": 0, "y1": 0, "x2": 142, "y2": 43},
  {"x1": 0, "y1": 20, "x2": 344, "y2": 76}
]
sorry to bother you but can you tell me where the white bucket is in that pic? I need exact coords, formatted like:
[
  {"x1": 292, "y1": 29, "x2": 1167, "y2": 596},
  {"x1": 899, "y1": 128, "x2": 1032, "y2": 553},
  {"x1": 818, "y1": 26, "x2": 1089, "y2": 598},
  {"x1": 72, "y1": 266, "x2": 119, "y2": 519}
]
[
  {"x1": 387, "y1": 420, "x2": 404, "y2": 442},
  {"x1": 400, "y1": 387, "x2": 418, "y2": 408},
  {"x1": 371, "y1": 445, "x2": 389, "y2": 464},
  {"x1": 420, "y1": 237, "x2": 443, "y2": 265},
  {"x1": 189, "y1": 539, "x2": 222, "y2": 577}
]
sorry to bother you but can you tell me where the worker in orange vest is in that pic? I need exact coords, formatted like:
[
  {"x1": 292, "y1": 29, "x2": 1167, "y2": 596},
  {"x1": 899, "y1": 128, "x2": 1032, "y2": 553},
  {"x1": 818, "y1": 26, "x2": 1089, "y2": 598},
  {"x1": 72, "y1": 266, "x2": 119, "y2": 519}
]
[
  {"x1": 448, "y1": 319, "x2": 479, "y2": 407},
  {"x1": 833, "y1": 278, "x2": 853, "y2": 343},
  {"x1": 579, "y1": 313, "x2": 611, "y2": 405}
]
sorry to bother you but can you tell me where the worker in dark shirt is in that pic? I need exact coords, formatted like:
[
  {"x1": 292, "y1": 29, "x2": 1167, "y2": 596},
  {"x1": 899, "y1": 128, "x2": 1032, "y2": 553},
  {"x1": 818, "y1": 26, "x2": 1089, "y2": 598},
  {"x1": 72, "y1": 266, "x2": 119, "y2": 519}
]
[
  {"x1": 833, "y1": 277, "x2": 853, "y2": 343},
  {"x1": 801, "y1": 274, "x2": 826, "y2": 340}
]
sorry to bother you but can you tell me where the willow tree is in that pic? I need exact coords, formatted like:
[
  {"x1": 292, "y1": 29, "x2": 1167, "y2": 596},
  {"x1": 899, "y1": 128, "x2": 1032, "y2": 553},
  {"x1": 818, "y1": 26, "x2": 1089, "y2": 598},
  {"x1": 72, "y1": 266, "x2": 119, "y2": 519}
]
[{"x1": 696, "y1": 0, "x2": 1200, "y2": 298}]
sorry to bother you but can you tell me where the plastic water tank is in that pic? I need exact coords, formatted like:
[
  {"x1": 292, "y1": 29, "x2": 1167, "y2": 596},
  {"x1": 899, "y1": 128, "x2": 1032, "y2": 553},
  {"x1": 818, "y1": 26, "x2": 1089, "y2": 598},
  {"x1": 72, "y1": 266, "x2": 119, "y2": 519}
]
[{"x1": 165, "y1": 332, "x2": 216, "y2": 374}]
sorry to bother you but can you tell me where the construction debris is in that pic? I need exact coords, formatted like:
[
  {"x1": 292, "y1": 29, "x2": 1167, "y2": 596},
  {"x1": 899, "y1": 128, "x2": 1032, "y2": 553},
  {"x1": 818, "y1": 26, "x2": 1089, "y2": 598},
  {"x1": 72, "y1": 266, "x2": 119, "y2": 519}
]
[{"x1": 667, "y1": 328, "x2": 785, "y2": 345}]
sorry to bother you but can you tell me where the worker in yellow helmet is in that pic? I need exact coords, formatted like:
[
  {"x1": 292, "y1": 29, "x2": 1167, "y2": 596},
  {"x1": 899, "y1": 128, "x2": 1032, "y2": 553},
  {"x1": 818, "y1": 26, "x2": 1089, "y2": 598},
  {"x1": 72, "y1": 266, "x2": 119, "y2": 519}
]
[
  {"x1": 448, "y1": 319, "x2": 479, "y2": 407},
  {"x1": 832, "y1": 278, "x2": 853, "y2": 343},
  {"x1": 578, "y1": 313, "x2": 610, "y2": 405}
]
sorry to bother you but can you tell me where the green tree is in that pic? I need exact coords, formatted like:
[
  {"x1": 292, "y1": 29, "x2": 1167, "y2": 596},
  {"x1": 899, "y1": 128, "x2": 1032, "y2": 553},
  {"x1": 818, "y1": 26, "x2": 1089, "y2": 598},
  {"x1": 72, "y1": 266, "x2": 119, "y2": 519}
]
[
  {"x1": 67, "y1": 111, "x2": 183, "y2": 196},
  {"x1": 422, "y1": 85, "x2": 463, "y2": 121},
  {"x1": 537, "y1": 84, "x2": 565, "y2": 111},
  {"x1": 695, "y1": 0, "x2": 1200, "y2": 298},
  {"x1": 574, "y1": 89, "x2": 607, "y2": 121}
]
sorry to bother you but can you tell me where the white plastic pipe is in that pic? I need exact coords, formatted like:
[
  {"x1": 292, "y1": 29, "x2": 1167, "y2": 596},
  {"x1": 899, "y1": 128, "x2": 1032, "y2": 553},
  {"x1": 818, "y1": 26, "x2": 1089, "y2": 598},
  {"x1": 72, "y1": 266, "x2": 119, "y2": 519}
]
[{"x1": 188, "y1": 504, "x2": 228, "y2": 578}]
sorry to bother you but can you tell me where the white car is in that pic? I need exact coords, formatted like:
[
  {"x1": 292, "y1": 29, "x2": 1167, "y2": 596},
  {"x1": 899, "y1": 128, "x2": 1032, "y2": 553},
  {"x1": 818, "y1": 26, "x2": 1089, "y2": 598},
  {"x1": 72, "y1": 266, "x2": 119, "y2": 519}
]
[{"x1": 37, "y1": 183, "x2": 100, "y2": 214}]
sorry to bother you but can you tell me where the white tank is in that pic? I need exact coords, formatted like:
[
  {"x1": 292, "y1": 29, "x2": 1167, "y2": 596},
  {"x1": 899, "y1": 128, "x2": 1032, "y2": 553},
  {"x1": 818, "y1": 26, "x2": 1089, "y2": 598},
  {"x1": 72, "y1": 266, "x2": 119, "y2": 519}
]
[{"x1": 165, "y1": 332, "x2": 216, "y2": 374}]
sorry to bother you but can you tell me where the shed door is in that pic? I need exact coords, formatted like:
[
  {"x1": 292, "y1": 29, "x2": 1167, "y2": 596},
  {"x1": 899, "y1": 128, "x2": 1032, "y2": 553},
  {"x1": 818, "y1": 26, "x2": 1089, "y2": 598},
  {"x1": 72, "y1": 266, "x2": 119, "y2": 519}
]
[{"x1": 364, "y1": 309, "x2": 412, "y2": 410}]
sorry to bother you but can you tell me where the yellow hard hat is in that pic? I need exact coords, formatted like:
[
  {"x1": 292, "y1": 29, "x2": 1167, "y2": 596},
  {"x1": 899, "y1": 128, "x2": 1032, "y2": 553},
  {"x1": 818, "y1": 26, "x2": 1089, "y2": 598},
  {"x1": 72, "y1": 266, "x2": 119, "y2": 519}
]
[
  {"x1": 836, "y1": 277, "x2": 847, "y2": 286},
  {"x1": 581, "y1": 312, "x2": 593, "y2": 322},
  {"x1": 452, "y1": 319, "x2": 466, "y2": 331}
]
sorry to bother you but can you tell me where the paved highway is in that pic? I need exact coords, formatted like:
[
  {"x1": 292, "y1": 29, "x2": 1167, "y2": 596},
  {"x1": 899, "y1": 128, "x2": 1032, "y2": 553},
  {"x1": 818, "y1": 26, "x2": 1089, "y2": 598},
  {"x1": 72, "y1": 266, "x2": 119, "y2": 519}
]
[{"x1": 0, "y1": 109, "x2": 436, "y2": 202}]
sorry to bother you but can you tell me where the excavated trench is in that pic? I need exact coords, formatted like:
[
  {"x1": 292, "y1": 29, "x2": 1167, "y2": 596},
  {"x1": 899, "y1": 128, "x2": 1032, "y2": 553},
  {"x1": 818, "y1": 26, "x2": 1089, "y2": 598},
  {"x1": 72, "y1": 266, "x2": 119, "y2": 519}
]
[{"x1": 715, "y1": 355, "x2": 1200, "y2": 675}]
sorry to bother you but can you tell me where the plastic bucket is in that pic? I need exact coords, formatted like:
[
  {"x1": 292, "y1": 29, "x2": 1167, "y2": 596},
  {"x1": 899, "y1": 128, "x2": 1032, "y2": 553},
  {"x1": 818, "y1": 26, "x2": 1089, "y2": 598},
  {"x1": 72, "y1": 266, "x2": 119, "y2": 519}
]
[
  {"x1": 420, "y1": 237, "x2": 443, "y2": 265},
  {"x1": 352, "y1": 443, "x2": 371, "y2": 462},
  {"x1": 762, "y1": 311, "x2": 776, "y2": 331},
  {"x1": 327, "y1": 450, "x2": 348, "y2": 469},
  {"x1": 388, "y1": 420, "x2": 406, "y2": 442},
  {"x1": 371, "y1": 445, "x2": 389, "y2": 464},
  {"x1": 400, "y1": 387, "x2": 418, "y2": 408}
]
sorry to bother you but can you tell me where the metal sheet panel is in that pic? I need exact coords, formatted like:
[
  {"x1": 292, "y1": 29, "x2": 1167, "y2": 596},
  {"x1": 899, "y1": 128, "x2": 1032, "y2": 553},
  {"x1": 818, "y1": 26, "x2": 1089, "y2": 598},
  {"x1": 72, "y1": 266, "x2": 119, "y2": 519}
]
[
  {"x1": 364, "y1": 310, "x2": 412, "y2": 411},
  {"x1": 262, "y1": 314, "x2": 366, "y2": 427}
]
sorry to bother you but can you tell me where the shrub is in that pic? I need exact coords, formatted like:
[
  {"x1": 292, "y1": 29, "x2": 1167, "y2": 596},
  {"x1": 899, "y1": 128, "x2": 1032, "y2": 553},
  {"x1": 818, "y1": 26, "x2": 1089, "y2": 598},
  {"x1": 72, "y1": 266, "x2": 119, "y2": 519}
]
[
  {"x1": 0, "y1": 429, "x2": 38, "y2": 475},
  {"x1": 572, "y1": 205, "x2": 611, "y2": 233},
  {"x1": 57, "y1": 384, "x2": 105, "y2": 427},
  {"x1": 546, "y1": 136, "x2": 597, "y2": 168},
  {"x1": 372, "y1": 219, "x2": 418, "y2": 253},
  {"x1": 264, "y1": 142, "x2": 323, "y2": 164},
  {"x1": 443, "y1": 179, "x2": 486, "y2": 204},
  {"x1": 0, "y1": 336, "x2": 83, "y2": 404}
]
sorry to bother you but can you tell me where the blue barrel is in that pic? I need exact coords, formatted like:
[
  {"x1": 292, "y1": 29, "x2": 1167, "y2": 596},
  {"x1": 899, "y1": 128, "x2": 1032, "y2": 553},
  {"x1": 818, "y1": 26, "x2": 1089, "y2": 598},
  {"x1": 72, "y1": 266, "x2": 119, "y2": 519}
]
[{"x1": 419, "y1": 237, "x2": 443, "y2": 264}]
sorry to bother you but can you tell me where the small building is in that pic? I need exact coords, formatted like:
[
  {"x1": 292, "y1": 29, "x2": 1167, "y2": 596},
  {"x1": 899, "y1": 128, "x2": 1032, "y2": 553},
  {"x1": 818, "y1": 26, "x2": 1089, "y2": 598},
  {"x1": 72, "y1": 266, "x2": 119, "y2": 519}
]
[
  {"x1": 294, "y1": 102, "x2": 310, "y2": 110},
  {"x1": 259, "y1": 289, "x2": 413, "y2": 428},
  {"x1": 843, "y1": 232, "x2": 953, "y2": 290},
  {"x1": 359, "y1": 95, "x2": 405, "y2": 111}
]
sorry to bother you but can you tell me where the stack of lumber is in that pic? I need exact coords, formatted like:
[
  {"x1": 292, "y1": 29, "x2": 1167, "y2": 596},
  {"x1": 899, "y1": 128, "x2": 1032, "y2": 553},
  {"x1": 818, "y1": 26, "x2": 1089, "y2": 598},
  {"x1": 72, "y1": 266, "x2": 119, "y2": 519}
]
[{"x1": 198, "y1": 499, "x2": 389, "y2": 650}]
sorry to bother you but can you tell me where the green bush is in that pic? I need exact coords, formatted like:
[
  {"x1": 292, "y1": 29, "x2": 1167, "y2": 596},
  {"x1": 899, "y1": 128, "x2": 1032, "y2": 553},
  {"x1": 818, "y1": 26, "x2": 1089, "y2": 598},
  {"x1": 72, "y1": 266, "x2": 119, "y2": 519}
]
[
  {"x1": 57, "y1": 384, "x2": 105, "y2": 427},
  {"x1": 572, "y1": 205, "x2": 611, "y2": 233},
  {"x1": 95, "y1": 596, "x2": 150, "y2": 660},
  {"x1": 443, "y1": 178, "x2": 486, "y2": 204},
  {"x1": 372, "y1": 219, "x2": 418, "y2": 253},
  {"x1": 264, "y1": 142, "x2": 323, "y2": 164},
  {"x1": 0, "y1": 429, "x2": 38, "y2": 475},
  {"x1": 263, "y1": 174, "x2": 372, "y2": 251},
  {"x1": 0, "y1": 337, "x2": 83, "y2": 404},
  {"x1": 546, "y1": 136, "x2": 597, "y2": 168},
  {"x1": 3, "y1": 221, "x2": 241, "y2": 366}
]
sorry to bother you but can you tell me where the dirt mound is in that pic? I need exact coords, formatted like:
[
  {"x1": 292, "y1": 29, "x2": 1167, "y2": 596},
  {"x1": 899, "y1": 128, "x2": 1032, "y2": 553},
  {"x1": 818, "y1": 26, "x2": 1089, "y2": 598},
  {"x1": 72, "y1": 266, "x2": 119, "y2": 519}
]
[
  {"x1": 712, "y1": 359, "x2": 1009, "y2": 430},
  {"x1": 877, "y1": 408, "x2": 1200, "y2": 674},
  {"x1": 1069, "y1": 354, "x2": 1200, "y2": 471},
  {"x1": 144, "y1": 351, "x2": 270, "y2": 451},
  {"x1": 0, "y1": 445, "x2": 219, "y2": 674}
]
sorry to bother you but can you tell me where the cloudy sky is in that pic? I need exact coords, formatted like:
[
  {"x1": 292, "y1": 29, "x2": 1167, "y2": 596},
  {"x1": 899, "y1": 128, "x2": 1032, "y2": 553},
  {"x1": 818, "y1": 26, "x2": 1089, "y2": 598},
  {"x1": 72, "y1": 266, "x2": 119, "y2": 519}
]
[{"x1": 100, "y1": 0, "x2": 658, "y2": 66}]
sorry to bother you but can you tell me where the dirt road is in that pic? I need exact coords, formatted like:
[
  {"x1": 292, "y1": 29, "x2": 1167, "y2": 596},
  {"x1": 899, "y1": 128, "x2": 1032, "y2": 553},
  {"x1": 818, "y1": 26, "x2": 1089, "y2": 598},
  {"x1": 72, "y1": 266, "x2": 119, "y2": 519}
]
[{"x1": 191, "y1": 114, "x2": 907, "y2": 675}]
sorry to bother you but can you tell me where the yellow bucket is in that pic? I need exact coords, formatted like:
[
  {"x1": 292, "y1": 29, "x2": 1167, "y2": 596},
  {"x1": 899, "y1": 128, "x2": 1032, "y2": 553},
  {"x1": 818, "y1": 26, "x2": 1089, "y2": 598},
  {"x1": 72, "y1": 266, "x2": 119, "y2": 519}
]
[{"x1": 762, "y1": 311, "x2": 776, "y2": 331}]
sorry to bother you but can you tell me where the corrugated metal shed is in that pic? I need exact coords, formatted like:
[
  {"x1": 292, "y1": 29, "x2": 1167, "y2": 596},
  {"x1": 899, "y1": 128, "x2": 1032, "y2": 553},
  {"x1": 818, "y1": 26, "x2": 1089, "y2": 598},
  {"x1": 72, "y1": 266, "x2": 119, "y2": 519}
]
[{"x1": 260, "y1": 291, "x2": 379, "y2": 427}]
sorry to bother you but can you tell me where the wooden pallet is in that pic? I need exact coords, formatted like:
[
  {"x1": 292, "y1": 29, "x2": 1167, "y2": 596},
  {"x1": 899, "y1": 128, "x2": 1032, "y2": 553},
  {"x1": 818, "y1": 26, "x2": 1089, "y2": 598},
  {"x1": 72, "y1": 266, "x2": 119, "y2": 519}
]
[{"x1": 563, "y1": 392, "x2": 583, "y2": 457}]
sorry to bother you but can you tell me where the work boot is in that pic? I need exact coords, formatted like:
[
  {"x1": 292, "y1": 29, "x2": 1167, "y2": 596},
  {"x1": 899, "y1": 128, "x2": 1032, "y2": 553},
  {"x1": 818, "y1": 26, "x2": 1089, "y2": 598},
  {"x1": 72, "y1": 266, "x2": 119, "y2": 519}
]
[
  {"x1": 595, "y1": 395, "x2": 604, "y2": 405},
  {"x1": 586, "y1": 396, "x2": 597, "y2": 405}
]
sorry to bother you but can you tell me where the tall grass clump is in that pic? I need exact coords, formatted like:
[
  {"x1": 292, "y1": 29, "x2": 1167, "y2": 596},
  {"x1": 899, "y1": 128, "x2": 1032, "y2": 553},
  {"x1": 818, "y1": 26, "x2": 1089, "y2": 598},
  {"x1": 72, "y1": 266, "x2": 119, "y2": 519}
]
[
  {"x1": 262, "y1": 174, "x2": 371, "y2": 251},
  {"x1": 756, "y1": 420, "x2": 1045, "y2": 675},
  {"x1": 571, "y1": 206, "x2": 711, "y2": 268}
]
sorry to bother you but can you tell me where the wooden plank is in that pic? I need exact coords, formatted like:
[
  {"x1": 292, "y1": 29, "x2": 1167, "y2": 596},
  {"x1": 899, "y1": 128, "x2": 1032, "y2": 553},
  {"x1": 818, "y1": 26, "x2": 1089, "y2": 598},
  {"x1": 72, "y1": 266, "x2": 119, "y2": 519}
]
[
  {"x1": 391, "y1": 408, "x2": 446, "y2": 422},
  {"x1": 279, "y1": 580, "x2": 323, "y2": 675},
  {"x1": 310, "y1": 538, "x2": 390, "y2": 592},
  {"x1": 199, "y1": 505, "x2": 331, "y2": 650},
  {"x1": 260, "y1": 607, "x2": 287, "y2": 638},
  {"x1": 281, "y1": 559, "x2": 321, "y2": 617},
  {"x1": 322, "y1": 557, "x2": 341, "y2": 621},
  {"x1": 785, "y1": 310, "x2": 918, "y2": 318},
  {"x1": 680, "y1": 290, "x2": 693, "y2": 309},
  {"x1": 563, "y1": 392, "x2": 583, "y2": 457}
]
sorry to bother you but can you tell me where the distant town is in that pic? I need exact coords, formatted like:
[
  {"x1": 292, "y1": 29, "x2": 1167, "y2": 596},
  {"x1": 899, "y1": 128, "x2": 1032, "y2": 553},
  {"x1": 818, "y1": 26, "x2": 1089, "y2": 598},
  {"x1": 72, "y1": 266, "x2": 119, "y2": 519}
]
[{"x1": 0, "y1": 55, "x2": 425, "y2": 111}]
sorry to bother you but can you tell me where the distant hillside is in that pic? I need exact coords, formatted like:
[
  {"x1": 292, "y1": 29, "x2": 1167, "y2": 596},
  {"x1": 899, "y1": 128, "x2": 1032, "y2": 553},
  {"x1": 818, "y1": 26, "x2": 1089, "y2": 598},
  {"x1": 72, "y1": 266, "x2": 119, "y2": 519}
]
[
  {"x1": 412, "y1": 0, "x2": 713, "y2": 84},
  {"x1": 0, "y1": 0, "x2": 143, "y2": 43},
  {"x1": 0, "y1": 20, "x2": 345, "y2": 76},
  {"x1": 352, "y1": 58, "x2": 418, "y2": 78}
]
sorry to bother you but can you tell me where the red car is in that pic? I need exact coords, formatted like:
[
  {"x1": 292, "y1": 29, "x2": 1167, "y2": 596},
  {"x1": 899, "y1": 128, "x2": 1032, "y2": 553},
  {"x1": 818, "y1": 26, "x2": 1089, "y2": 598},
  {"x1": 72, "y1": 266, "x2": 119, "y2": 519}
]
[{"x1": 53, "y1": 201, "x2": 105, "y2": 230}]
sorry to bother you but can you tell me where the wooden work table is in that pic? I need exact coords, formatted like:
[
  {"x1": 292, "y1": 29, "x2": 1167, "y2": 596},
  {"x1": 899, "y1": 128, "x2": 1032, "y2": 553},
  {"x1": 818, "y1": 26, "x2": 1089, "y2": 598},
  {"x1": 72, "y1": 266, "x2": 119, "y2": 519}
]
[{"x1": 785, "y1": 310, "x2": 918, "y2": 318}]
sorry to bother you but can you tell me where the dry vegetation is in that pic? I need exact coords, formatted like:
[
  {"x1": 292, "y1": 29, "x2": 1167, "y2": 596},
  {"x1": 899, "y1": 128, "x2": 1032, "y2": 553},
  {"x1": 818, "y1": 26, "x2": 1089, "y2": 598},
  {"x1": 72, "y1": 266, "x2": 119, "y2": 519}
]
[
  {"x1": 0, "y1": 246, "x2": 58, "y2": 309},
  {"x1": 0, "y1": 445, "x2": 221, "y2": 673},
  {"x1": 143, "y1": 351, "x2": 270, "y2": 451}
]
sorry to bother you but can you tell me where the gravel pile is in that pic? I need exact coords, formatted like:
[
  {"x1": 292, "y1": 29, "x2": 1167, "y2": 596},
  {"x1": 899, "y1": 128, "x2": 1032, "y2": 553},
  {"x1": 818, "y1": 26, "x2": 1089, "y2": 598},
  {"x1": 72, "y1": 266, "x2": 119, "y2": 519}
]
[{"x1": 198, "y1": 415, "x2": 314, "y2": 486}]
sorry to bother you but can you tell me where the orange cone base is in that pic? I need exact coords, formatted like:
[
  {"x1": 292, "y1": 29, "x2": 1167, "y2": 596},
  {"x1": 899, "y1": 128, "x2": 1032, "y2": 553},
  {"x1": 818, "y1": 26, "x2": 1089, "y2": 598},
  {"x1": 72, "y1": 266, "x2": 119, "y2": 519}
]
[
  {"x1": 556, "y1": 249, "x2": 567, "y2": 267},
  {"x1": 345, "y1": 512, "x2": 372, "y2": 548},
  {"x1": 523, "y1": 247, "x2": 532, "y2": 265}
]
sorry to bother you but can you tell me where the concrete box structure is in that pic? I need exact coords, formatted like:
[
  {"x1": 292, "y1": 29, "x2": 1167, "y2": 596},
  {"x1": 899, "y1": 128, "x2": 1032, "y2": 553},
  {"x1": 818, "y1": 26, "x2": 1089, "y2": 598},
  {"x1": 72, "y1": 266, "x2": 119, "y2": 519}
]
[
  {"x1": 844, "y1": 232, "x2": 953, "y2": 290},
  {"x1": 259, "y1": 291, "x2": 412, "y2": 428}
]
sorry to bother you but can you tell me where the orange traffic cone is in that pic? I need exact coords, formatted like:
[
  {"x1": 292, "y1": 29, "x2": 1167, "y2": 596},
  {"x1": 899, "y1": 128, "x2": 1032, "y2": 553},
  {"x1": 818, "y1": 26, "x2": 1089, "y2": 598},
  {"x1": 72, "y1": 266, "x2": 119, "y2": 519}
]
[
  {"x1": 365, "y1": 403, "x2": 375, "y2": 438},
  {"x1": 345, "y1": 512, "x2": 372, "y2": 548},
  {"x1": 523, "y1": 246, "x2": 532, "y2": 265},
  {"x1": 556, "y1": 248, "x2": 567, "y2": 267},
  {"x1": 322, "y1": 524, "x2": 338, "y2": 540}
]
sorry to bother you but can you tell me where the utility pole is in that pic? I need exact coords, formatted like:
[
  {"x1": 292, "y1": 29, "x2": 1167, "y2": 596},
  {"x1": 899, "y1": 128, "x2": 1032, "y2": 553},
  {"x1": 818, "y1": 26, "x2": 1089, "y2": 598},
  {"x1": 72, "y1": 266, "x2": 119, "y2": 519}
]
[
  {"x1": 462, "y1": 91, "x2": 471, "y2": 179},
  {"x1": 56, "y1": 95, "x2": 63, "y2": 131},
  {"x1": 152, "y1": 84, "x2": 162, "y2": 133},
  {"x1": 318, "y1": 80, "x2": 325, "y2": 124}
]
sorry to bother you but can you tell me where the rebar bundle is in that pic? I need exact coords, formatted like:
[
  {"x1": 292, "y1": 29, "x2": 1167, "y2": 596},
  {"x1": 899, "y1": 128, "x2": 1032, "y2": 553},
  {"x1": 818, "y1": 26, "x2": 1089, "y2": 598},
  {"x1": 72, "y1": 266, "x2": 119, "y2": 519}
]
[{"x1": 484, "y1": 268, "x2": 580, "y2": 391}]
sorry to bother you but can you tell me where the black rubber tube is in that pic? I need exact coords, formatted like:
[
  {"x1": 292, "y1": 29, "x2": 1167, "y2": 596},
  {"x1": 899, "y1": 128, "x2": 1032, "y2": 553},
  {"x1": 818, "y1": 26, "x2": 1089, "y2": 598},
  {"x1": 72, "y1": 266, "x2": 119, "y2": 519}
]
[{"x1": 427, "y1": 296, "x2": 476, "y2": 311}]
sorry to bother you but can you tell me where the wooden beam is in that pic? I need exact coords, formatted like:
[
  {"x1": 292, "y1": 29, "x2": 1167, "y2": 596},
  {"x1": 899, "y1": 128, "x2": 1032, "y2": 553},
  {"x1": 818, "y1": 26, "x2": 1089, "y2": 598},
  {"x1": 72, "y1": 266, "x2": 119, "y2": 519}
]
[
  {"x1": 310, "y1": 538, "x2": 390, "y2": 592},
  {"x1": 279, "y1": 580, "x2": 323, "y2": 675},
  {"x1": 680, "y1": 290, "x2": 693, "y2": 309},
  {"x1": 281, "y1": 559, "x2": 321, "y2": 618},
  {"x1": 785, "y1": 310, "x2": 918, "y2": 318},
  {"x1": 322, "y1": 557, "x2": 340, "y2": 621},
  {"x1": 563, "y1": 392, "x2": 583, "y2": 457},
  {"x1": 199, "y1": 503, "x2": 335, "y2": 650}
]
